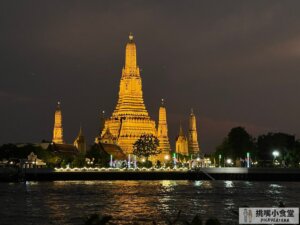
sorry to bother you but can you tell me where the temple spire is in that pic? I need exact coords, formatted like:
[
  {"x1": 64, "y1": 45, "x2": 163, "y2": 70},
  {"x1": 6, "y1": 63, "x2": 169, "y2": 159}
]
[
  {"x1": 157, "y1": 98, "x2": 171, "y2": 161},
  {"x1": 124, "y1": 32, "x2": 138, "y2": 75},
  {"x1": 98, "y1": 33, "x2": 156, "y2": 155},
  {"x1": 188, "y1": 108, "x2": 200, "y2": 156},
  {"x1": 79, "y1": 124, "x2": 83, "y2": 136},
  {"x1": 129, "y1": 32, "x2": 134, "y2": 41},
  {"x1": 176, "y1": 122, "x2": 189, "y2": 156},
  {"x1": 52, "y1": 101, "x2": 64, "y2": 144},
  {"x1": 179, "y1": 121, "x2": 184, "y2": 137}
]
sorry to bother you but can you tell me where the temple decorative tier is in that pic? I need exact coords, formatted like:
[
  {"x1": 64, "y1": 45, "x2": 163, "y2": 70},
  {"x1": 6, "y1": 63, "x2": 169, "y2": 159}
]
[
  {"x1": 52, "y1": 101, "x2": 64, "y2": 144},
  {"x1": 99, "y1": 33, "x2": 157, "y2": 155}
]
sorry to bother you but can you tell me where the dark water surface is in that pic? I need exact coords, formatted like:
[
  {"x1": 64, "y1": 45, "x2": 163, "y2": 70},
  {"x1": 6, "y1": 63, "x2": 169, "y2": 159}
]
[{"x1": 1, "y1": 180, "x2": 300, "y2": 225}]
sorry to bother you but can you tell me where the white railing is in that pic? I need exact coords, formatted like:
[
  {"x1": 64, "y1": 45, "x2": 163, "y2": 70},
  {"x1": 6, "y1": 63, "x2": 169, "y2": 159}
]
[{"x1": 54, "y1": 167, "x2": 189, "y2": 172}]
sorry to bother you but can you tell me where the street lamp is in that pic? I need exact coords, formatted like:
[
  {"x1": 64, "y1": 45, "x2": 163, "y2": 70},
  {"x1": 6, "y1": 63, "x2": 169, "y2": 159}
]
[
  {"x1": 272, "y1": 150, "x2": 280, "y2": 166},
  {"x1": 272, "y1": 150, "x2": 279, "y2": 158}
]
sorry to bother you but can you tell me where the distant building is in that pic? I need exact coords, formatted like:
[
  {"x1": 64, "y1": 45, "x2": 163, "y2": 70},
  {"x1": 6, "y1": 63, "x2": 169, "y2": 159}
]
[
  {"x1": 99, "y1": 143, "x2": 127, "y2": 161},
  {"x1": 25, "y1": 152, "x2": 46, "y2": 168},
  {"x1": 49, "y1": 143, "x2": 78, "y2": 156},
  {"x1": 98, "y1": 128, "x2": 117, "y2": 145}
]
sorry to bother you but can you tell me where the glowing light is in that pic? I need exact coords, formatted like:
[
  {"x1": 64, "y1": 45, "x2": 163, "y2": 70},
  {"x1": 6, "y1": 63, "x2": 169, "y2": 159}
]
[
  {"x1": 272, "y1": 150, "x2": 280, "y2": 157},
  {"x1": 226, "y1": 159, "x2": 232, "y2": 164}
]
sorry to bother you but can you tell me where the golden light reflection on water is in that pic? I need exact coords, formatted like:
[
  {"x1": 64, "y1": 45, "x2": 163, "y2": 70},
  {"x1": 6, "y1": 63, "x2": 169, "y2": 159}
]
[
  {"x1": 7, "y1": 181, "x2": 298, "y2": 225},
  {"x1": 160, "y1": 180, "x2": 178, "y2": 187}
]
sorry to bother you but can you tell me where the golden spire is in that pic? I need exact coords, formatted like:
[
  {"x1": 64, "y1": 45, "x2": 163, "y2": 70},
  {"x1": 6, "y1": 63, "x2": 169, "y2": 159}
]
[
  {"x1": 157, "y1": 98, "x2": 170, "y2": 159},
  {"x1": 57, "y1": 101, "x2": 61, "y2": 110},
  {"x1": 179, "y1": 122, "x2": 184, "y2": 137},
  {"x1": 99, "y1": 34, "x2": 157, "y2": 155},
  {"x1": 125, "y1": 32, "x2": 138, "y2": 74},
  {"x1": 52, "y1": 101, "x2": 64, "y2": 144},
  {"x1": 129, "y1": 32, "x2": 134, "y2": 41},
  {"x1": 176, "y1": 121, "x2": 189, "y2": 156},
  {"x1": 79, "y1": 125, "x2": 83, "y2": 136},
  {"x1": 188, "y1": 108, "x2": 200, "y2": 155}
]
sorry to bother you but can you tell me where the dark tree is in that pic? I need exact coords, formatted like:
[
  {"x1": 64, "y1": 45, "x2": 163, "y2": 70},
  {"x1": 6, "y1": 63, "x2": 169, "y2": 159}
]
[
  {"x1": 86, "y1": 144, "x2": 110, "y2": 167},
  {"x1": 215, "y1": 127, "x2": 255, "y2": 162},
  {"x1": 257, "y1": 132, "x2": 297, "y2": 166},
  {"x1": 133, "y1": 134, "x2": 160, "y2": 161}
]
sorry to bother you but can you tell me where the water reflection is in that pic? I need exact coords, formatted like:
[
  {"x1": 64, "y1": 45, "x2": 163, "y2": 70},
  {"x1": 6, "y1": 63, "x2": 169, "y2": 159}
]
[
  {"x1": 194, "y1": 181, "x2": 202, "y2": 187},
  {"x1": 161, "y1": 180, "x2": 177, "y2": 187},
  {"x1": 1, "y1": 181, "x2": 299, "y2": 225},
  {"x1": 224, "y1": 180, "x2": 234, "y2": 188}
]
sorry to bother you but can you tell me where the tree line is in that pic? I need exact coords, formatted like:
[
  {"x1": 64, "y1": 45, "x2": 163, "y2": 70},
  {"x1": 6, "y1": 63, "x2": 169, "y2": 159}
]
[{"x1": 214, "y1": 127, "x2": 300, "y2": 167}]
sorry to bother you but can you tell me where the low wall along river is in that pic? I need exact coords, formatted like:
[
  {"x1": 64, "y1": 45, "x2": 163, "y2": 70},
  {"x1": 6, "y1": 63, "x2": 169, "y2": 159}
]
[{"x1": 1, "y1": 167, "x2": 300, "y2": 182}]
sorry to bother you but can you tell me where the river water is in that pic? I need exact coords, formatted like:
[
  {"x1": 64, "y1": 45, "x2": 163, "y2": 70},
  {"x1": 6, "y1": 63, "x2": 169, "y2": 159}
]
[{"x1": 1, "y1": 180, "x2": 300, "y2": 225}]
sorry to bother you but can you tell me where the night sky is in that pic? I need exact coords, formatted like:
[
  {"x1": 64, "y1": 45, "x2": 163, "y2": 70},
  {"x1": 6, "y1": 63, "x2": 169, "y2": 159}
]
[{"x1": 1, "y1": 1, "x2": 300, "y2": 153}]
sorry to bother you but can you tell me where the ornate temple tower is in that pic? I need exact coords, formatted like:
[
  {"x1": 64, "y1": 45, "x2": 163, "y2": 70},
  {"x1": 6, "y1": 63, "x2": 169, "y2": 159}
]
[
  {"x1": 52, "y1": 101, "x2": 64, "y2": 144},
  {"x1": 74, "y1": 126, "x2": 86, "y2": 153},
  {"x1": 99, "y1": 33, "x2": 157, "y2": 155},
  {"x1": 156, "y1": 99, "x2": 171, "y2": 161},
  {"x1": 175, "y1": 123, "x2": 189, "y2": 156},
  {"x1": 188, "y1": 109, "x2": 200, "y2": 156}
]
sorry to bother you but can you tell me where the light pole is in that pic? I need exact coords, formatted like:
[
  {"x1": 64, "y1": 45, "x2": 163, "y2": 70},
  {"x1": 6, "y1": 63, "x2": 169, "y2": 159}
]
[
  {"x1": 128, "y1": 154, "x2": 131, "y2": 168},
  {"x1": 246, "y1": 152, "x2": 250, "y2": 168},
  {"x1": 110, "y1": 155, "x2": 113, "y2": 167},
  {"x1": 134, "y1": 155, "x2": 137, "y2": 169},
  {"x1": 173, "y1": 153, "x2": 177, "y2": 168},
  {"x1": 219, "y1": 154, "x2": 222, "y2": 168}
]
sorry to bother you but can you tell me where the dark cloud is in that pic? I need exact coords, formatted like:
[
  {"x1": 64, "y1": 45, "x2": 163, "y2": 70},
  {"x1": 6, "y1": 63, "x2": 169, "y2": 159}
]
[{"x1": 1, "y1": 0, "x2": 300, "y2": 152}]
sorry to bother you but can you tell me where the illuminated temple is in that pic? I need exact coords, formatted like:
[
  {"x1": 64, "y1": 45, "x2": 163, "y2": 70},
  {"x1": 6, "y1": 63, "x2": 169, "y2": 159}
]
[
  {"x1": 50, "y1": 34, "x2": 202, "y2": 162},
  {"x1": 97, "y1": 33, "x2": 158, "y2": 156}
]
